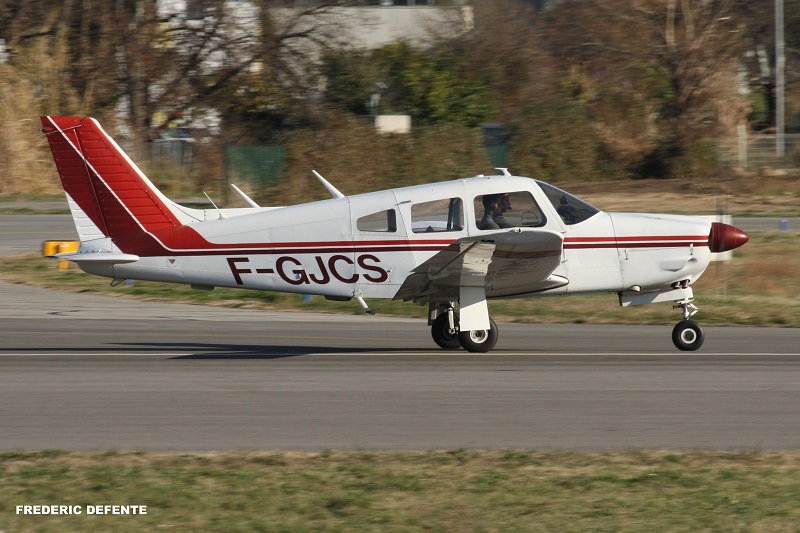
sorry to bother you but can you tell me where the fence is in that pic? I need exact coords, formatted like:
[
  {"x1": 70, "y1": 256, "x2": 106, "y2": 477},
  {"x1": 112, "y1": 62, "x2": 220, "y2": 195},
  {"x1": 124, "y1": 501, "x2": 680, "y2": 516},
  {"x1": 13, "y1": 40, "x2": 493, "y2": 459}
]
[
  {"x1": 223, "y1": 145, "x2": 286, "y2": 201},
  {"x1": 147, "y1": 133, "x2": 798, "y2": 193},
  {"x1": 150, "y1": 139, "x2": 194, "y2": 169},
  {"x1": 717, "y1": 133, "x2": 800, "y2": 170}
]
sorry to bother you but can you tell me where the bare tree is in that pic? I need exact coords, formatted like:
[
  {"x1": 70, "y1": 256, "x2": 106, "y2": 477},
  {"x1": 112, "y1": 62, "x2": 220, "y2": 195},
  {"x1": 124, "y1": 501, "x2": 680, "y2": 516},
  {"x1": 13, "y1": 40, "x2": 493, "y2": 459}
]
[
  {"x1": 0, "y1": 1, "x2": 366, "y2": 148},
  {"x1": 728, "y1": 0, "x2": 800, "y2": 131},
  {"x1": 454, "y1": 0, "x2": 551, "y2": 122},
  {"x1": 542, "y1": 0, "x2": 747, "y2": 176},
  {"x1": 568, "y1": 0, "x2": 744, "y2": 128},
  {"x1": 212, "y1": 1, "x2": 366, "y2": 140}
]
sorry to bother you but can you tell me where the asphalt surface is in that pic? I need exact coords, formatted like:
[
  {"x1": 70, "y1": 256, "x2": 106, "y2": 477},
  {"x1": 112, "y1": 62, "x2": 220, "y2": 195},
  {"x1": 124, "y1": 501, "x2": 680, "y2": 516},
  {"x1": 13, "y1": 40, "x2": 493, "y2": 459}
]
[
  {"x1": 0, "y1": 214, "x2": 76, "y2": 256},
  {"x1": 1, "y1": 214, "x2": 799, "y2": 451}
]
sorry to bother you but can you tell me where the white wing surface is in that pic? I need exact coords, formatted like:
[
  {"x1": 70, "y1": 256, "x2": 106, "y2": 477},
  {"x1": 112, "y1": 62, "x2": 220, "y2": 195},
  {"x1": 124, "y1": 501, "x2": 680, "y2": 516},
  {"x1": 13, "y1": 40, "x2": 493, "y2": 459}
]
[{"x1": 394, "y1": 228, "x2": 567, "y2": 304}]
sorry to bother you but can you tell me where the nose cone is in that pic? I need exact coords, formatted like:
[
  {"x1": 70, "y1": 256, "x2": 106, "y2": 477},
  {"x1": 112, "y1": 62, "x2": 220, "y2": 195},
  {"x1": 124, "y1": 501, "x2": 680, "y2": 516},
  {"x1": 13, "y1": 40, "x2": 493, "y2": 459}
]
[{"x1": 709, "y1": 222, "x2": 749, "y2": 253}]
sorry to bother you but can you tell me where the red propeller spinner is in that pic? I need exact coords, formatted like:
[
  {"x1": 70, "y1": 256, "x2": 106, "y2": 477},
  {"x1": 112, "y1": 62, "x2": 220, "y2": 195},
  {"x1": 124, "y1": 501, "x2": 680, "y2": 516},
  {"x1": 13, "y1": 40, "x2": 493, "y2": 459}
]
[{"x1": 709, "y1": 222, "x2": 750, "y2": 253}]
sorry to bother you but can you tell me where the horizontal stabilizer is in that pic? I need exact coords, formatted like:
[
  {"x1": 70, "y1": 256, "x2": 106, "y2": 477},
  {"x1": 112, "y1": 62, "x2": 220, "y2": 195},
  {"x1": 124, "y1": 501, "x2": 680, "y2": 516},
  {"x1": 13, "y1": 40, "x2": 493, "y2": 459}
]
[{"x1": 57, "y1": 251, "x2": 140, "y2": 264}]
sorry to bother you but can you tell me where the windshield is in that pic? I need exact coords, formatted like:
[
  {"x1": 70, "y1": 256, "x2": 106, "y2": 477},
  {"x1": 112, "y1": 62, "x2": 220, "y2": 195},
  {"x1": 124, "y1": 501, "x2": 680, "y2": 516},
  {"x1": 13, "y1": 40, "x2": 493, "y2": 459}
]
[{"x1": 537, "y1": 181, "x2": 600, "y2": 225}]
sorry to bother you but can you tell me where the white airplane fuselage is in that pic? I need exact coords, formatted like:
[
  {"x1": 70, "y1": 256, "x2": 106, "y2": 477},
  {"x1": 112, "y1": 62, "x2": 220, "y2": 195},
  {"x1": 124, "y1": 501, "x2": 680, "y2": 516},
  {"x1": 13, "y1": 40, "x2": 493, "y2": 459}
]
[{"x1": 79, "y1": 176, "x2": 713, "y2": 301}]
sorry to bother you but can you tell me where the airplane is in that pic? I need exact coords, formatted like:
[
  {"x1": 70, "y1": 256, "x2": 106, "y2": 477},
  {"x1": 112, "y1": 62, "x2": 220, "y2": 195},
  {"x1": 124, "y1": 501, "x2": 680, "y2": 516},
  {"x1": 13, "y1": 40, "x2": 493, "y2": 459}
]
[{"x1": 41, "y1": 115, "x2": 749, "y2": 353}]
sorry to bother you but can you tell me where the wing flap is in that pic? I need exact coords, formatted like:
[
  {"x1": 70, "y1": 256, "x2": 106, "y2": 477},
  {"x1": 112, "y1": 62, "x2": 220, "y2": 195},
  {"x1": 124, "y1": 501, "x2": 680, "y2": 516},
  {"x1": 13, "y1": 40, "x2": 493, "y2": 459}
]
[{"x1": 394, "y1": 228, "x2": 565, "y2": 303}]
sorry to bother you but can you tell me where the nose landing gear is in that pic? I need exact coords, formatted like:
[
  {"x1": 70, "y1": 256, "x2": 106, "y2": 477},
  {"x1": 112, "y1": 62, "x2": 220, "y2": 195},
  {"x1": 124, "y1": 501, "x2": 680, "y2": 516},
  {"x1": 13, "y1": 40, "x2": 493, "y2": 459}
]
[{"x1": 672, "y1": 297, "x2": 705, "y2": 351}]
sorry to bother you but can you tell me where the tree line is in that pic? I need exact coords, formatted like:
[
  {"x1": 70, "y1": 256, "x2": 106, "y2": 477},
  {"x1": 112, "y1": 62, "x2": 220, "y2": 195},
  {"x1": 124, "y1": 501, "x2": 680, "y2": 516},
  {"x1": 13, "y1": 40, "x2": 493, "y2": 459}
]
[{"x1": 0, "y1": 0, "x2": 797, "y2": 196}]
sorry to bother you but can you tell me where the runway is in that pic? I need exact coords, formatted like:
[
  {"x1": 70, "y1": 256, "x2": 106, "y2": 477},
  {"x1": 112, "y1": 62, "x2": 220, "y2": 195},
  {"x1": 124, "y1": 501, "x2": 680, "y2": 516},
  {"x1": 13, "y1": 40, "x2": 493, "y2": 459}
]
[
  {"x1": 2, "y1": 214, "x2": 800, "y2": 451},
  {"x1": 1, "y1": 280, "x2": 799, "y2": 452}
]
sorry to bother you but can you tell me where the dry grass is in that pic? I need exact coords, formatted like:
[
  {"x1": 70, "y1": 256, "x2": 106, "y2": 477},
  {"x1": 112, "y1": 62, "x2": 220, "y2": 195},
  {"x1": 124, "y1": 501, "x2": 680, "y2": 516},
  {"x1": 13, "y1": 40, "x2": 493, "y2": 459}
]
[
  {"x1": 0, "y1": 37, "x2": 84, "y2": 195},
  {"x1": 562, "y1": 174, "x2": 800, "y2": 217},
  {"x1": 2, "y1": 450, "x2": 800, "y2": 532},
  {"x1": 0, "y1": 78, "x2": 59, "y2": 194}
]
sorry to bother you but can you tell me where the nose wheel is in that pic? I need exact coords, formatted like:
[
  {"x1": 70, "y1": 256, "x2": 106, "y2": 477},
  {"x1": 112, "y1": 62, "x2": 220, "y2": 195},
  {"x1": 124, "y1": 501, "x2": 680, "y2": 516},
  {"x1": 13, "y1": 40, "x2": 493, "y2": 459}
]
[
  {"x1": 672, "y1": 298, "x2": 704, "y2": 351},
  {"x1": 672, "y1": 320, "x2": 705, "y2": 351}
]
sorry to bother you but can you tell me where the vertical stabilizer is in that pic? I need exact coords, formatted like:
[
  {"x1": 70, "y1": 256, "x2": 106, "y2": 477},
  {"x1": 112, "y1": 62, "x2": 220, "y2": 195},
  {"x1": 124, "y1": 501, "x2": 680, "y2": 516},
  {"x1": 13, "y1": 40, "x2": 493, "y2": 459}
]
[
  {"x1": 65, "y1": 192, "x2": 106, "y2": 242},
  {"x1": 41, "y1": 116, "x2": 184, "y2": 250}
]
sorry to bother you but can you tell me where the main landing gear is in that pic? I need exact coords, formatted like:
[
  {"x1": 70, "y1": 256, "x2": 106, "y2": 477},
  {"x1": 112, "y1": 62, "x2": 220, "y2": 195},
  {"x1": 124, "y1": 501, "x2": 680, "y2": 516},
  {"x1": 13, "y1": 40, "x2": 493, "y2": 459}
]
[
  {"x1": 672, "y1": 297, "x2": 705, "y2": 351},
  {"x1": 431, "y1": 293, "x2": 706, "y2": 353},
  {"x1": 430, "y1": 304, "x2": 498, "y2": 353}
]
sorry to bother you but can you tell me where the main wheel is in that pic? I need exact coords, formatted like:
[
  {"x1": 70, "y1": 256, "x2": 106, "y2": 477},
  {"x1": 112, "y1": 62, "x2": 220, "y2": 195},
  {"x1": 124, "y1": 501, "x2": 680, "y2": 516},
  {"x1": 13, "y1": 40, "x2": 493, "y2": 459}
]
[
  {"x1": 431, "y1": 313, "x2": 462, "y2": 350},
  {"x1": 458, "y1": 318, "x2": 499, "y2": 353},
  {"x1": 672, "y1": 320, "x2": 705, "y2": 351}
]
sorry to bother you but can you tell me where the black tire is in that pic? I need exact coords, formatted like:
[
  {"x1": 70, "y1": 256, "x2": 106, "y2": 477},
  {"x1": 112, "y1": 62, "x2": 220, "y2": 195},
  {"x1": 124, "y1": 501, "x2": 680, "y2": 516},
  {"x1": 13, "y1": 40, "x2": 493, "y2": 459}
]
[
  {"x1": 672, "y1": 320, "x2": 705, "y2": 351},
  {"x1": 458, "y1": 318, "x2": 499, "y2": 353},
  {"x1": 431, "y1": 313, "x2": 462, "y2": 350}
]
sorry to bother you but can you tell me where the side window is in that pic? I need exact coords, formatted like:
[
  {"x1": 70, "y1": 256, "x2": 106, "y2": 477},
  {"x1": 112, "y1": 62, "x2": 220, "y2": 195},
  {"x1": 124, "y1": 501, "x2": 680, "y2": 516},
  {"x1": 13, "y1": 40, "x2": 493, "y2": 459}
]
[
  {"x1": 411, "y1": 198, "x2": 464, "y2": 233},
  {"x1": 357, "y1": 209, "x2": 397, "y2": 232},
  {"x1": 474, "y1": 191, "x2": 546, "y2": 230}
]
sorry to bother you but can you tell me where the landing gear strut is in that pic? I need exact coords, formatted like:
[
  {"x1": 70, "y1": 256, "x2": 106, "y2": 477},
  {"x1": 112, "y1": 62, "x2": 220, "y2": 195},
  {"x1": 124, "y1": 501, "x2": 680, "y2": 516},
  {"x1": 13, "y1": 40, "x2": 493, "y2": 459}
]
[
  {"x1": 672, "y1": 298, "x2": 704, "y2": 351},
  {"x1": 429, "y1": 303, "x2": 499, "y2": 353},
  {"x1": 431, "y1": 310, "x2": 461, "y2": 350}
]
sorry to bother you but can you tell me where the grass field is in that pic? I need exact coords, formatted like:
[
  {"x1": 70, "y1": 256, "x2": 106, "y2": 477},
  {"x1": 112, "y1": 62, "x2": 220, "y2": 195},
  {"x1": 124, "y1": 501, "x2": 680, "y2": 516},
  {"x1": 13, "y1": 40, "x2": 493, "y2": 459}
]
[
  {"x1": 3, "y1": 450, "x2": 800, "y2": 532},
  {"x1": 1, "y1": 231, "x2": 798, "y2": 327}
]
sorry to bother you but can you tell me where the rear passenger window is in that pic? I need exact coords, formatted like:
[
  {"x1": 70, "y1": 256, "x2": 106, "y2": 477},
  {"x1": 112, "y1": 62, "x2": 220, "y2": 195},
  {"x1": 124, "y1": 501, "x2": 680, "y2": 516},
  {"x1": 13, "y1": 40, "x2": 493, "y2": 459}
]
[
  {"x1": 357, "y1": 209, "x2": 397, "y2": 232},
  {"x1": 411, "y1": 198, "x2": 464, "y2": 233}
]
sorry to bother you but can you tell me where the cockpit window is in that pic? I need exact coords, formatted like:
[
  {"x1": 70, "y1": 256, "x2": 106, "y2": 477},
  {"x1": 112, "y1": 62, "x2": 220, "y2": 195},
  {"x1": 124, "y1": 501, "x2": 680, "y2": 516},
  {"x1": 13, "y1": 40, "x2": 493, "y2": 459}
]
[
  {"x1": 537, "y1": 181, "x2": 600, "y2": 225},
  {"x1": 473, "y1": 191, "x2": 546, "y2": 230}
]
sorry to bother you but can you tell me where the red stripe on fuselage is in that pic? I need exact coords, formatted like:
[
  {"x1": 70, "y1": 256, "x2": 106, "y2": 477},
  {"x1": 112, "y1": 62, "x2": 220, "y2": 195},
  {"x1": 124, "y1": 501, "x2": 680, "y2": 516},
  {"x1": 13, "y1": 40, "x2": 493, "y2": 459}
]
[
  {"x1": 564, "y1": 235, "x2": 708, "y2": 250},
  {"x1": 125, "y1": 225, "x2": 709, "y2": 258}
]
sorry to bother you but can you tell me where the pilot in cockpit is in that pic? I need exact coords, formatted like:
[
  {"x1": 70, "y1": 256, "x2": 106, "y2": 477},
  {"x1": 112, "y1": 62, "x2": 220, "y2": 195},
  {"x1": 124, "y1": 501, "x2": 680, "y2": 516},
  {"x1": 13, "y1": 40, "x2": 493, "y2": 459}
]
[{"x1": 478, "y1": 193, "x2": 512, "y2": 230}]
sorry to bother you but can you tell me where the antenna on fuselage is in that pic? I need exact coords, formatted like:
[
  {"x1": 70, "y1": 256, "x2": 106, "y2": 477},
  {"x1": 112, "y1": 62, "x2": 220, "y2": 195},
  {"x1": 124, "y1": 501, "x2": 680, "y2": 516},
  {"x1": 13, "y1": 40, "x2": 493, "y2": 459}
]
[
  {"x1": 203, "y1": 191, "x2": 228, "y2": 219},
  {"x1": 312, "y1": 170, "x2": 345, "y2": 199},
  {"x1": 230, "y1": 183, "x2": 261, "y2": 208},
  {"x1": 495, "y1": 167, "x2": 512, "y2": 177}
]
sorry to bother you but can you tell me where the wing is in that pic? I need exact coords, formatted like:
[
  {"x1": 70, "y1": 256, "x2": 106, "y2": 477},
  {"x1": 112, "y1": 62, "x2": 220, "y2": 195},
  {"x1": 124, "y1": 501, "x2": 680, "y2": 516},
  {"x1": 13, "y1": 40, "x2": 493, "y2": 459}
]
[{"x1": 393, "y1": 228, "x2": 568, "y2": 304}]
